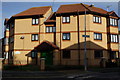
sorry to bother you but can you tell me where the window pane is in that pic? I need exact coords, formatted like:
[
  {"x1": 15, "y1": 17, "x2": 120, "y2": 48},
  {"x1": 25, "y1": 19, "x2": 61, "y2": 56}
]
[
  {"x1": 62, "y1": 17, "x2": 66, "y2": 22},
  {"x1": 63, "y1": 34, "x2": 66, "y2": 40},
  {"x1": 112, "y1": 19, "x2": 115, "y2": 26},
  {"x1": 36, "y1": 19, "x2": 39, "y2": 24},
  {"x1": 32, "y1": 35, "x2": 34, "y2": 40},
  {"x1": 99, "y1": 17, "x2": 101, "y2": 23},
  {"x1": 67, "y1": 17, "x2": 70, "y2": 22},
  {"x1": 67, "y1": 33, "x2": 70, "y2": 40},
  {"x1": 53, "y1": 27, "x2": 56, "y2": 32},
  {"x1": 115, "y1": 35, "x2": 118, "y2": 42},
  {"x1": 46, "y1": 27, "x2": 49, "y2": 32},
  {"x1": 110, "y1": 18, "x2": 112, "y2": 25},
  {"x1": 32, "y1": 19, "x2": 35, "y2": 24},
  {"x1": 35, "y1": 35, "x2": 38, "y2": 40},
  {"x1": 96, "y1": 17, "x2": 98, "y2": 22},
  {"x1": 115, "y1": 19, "x2": 117, "y2": 26},
  {"x1": 93, "y1": 16, "x2": 96, "y2": 22},
  {"x1": 50, "y1": 27, "x2": 52, "y2": 32}
]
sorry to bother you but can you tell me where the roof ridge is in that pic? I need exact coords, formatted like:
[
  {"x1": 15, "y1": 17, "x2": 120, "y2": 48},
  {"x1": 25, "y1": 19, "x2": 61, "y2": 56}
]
[
  {"x1": 60, "y1": 3, "x2": 82, "y2": 6},
  {"x1": 31, "y1": 6, "x2": 52, "y2": 8}
]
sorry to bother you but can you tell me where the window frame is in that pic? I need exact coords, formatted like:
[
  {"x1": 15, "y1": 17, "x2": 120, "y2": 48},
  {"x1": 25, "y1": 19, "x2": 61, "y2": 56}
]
[
  {"x1": 62, "y1": 16, "x2": 70, "y2": 23},
  {"x1": 110, "y1": 34, "x2": 118, "y2": 43},
  {"x1": 31, "y1": 34, "x2": 38, "y2": 41},
  {"x1": 93, "y1": 16, "x2": 101, "y2": 24},
  {"x1": 62, "y1": 33, "x2": 70, "y2": 40},
  {"x1": 46, "y1": 26, "x2": 56, "y2": 33},
  {"x1": 32, "y1": 18, "x2": 39, "y2": 25},
  {"x1": 31, "y1": 51, "x2": 37, "y2": 58},
  {"x1": 94, "y1": 33, "x2": 102, "y2": 40},
  {"x1": 110, "y1": 18, "x2": 118, "y2": 26}
]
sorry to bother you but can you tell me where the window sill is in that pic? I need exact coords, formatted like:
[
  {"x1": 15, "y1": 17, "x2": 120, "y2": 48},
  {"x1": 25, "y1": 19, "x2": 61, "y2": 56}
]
[
  {"x1": 62, "y1": 40, "x2": 70, "y2": 41},
  {"x1": 32, "y1": 24, "x2": 39, "y2": 26},
  {"x1": 31, "y1": 40, "x2": 38, "y2": 42},
  {"x1": 94, "y1": 39, "x2": 102, "y2": 41},
  {"x1": 93, "y1": 22, "x2": 101, "y2": 24},
  {"x1": 62, "y1": 22, "x2": 70, "y2": 24},
  {"x1": 110, "y1": 42, "x2": 119, "y2": 44}
]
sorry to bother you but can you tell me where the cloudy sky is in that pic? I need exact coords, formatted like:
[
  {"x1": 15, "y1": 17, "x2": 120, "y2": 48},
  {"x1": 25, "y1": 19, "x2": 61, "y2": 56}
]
[{"x1": 0, "y1": 0, "x2": 120, "y2": 39}]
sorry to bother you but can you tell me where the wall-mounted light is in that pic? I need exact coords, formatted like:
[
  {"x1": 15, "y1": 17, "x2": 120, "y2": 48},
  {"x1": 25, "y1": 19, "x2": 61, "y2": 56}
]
[{"x1": 20, "y1": 36, "x2": 24, "y2": 39}]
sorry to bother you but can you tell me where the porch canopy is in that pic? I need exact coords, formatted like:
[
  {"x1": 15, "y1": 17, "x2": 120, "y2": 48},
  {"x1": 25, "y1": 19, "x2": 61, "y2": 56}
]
[{"x1": 34, "y1": 41, "x2": 59, "y2": 52}]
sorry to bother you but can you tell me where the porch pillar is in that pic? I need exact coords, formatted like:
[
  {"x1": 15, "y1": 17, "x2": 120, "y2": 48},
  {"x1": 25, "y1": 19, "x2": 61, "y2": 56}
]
[{"x1": 40, "y1": 58, "x2": 45, "y2": 71}]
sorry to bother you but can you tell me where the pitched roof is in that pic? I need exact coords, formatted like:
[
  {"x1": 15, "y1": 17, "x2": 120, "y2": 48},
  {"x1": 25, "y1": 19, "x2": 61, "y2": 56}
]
[
  {"x1": 4, "y1": 18, "x2": 9, "y2": 25},
  {"x1": 45, "y1": 12, "x2": 56, "y2": 23},
  {"x1": 107, "y1": 11, "x2": 119, "y2": 18},
  {"x1": 56, "y1": 3, "x2": 108, "y2": 15},
  {"x1": 13, "y1": 6, "x2": 51, "y2": 17}
]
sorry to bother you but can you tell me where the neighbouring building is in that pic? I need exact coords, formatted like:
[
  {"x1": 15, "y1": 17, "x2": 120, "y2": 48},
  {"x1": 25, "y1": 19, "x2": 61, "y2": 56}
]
[
  {"x1": 0, "y1": 38, "x2": 3, "y2": 58},
  {"x1": 3, "y1": 3, "x2": 120, "y2": 66}
]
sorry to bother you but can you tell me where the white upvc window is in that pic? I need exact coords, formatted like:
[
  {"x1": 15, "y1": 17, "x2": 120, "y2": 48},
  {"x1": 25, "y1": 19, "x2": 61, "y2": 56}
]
[
  {"x1": 93, "y1": 16, "x2": 101, "y2": 23},
  {"x1": 31, "y1": 34, "x2": 38, "y2": 41},
  {"x1": 62, "y1": 16, "x2": 70, "y2": 23},
  {"x1": 62, "y1": 33, "x2": 70, "y2": 40},
  {"x1": 46, "y1": 27, "x2": 56, "y2": 33},
  {"x1": 111, "y1": 34, "x2": 118, "y2": 42},
  {"x1": 32, "y1": 18, "x2": 39, "y2": 25},
  {"x1": 110, "y1": 18, "x2": 118, "y2": 26},
  {"x1": 94, "y1": 33, "x2": 102, "y2": 40}
]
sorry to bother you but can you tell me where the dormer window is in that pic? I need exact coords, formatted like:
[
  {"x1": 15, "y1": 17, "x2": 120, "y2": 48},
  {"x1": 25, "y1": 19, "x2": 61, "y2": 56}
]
[
  {"x1": 110, "y1": 18, "x2": 118, "y2": 26},
  {"x1": 32, "y1": 18, "x2": 39, "y2": 25}
]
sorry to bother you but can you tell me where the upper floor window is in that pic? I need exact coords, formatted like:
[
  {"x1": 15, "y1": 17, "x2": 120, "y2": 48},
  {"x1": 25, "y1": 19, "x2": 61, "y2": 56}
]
[
  {"x1": 62, "y1": 50, "x2": 71, "y2": 59},
  {"x1": 32, "y1": 18, "x2": 39, "y2": 25},
  {"x1": 110, "y1": 34, "x2": 118, "y2": 43},
  {"x1": 4, "y1": 38, "x2": 9, "y2": 45},
  {"x1": 5, "y1": 24, "x2": 9, "y2": 30},
  {"x1": 10, "y1": 37, "x2": 14, "y2": 43},
  {"x1": 93, "y1": 16, "x2": 101, "y2": 23},
  {"x1": 94, "y1": 33, "x2": 102, "y2": 40},
  {"x1": 62, "y1": 16, "x2": 70, "y2": 23},
  {"x1": 31, "y1": 34, "x2": 38, "y2": 41},
  {"x1": 46, "y1": 27, "x2": 56, "y2": 33},
  {"x1": 62, "y1": 33, "x2": 70, "y2": 40},
  {"x1": 94, "y1": 50, "x2": 103, "y2": 59},
  {"x1": 110, "y1": 18, "x2": 118, "y2": 26}
]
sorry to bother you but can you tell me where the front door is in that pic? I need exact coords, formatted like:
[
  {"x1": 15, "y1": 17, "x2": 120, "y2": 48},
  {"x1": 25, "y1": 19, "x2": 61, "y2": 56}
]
[{"x1": 41, "y1": 51, "x2": 53, "y2": 66}]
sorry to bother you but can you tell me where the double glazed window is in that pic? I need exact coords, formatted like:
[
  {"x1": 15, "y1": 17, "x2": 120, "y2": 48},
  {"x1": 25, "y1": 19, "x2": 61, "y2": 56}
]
[
  {"x1": 31, "y1": 34, "x2": 38, "y2": 41},
  {"x1": 62, "y1": 50, "x2": 71, "y2": 59},
  {"x1": 62, "y1": 33, "x2": 70, "y2": 40},
  {"x1": 110, "y1": 18, "x2": 118, "y2": 26},
  {"x1": 93, "y1": 16, "x2": 101, "y2": 23},
  {"x1": 32, "y1": 18, "x2": 39, "y2": 25},
  {"x1": 110, "y1": 34, "x2": 118, "y2": 43},
  {"x1": 31, "y1": 51, "x2": 37, "y2": 58},
  {"x1": 62, "y1": 16, "x2": 70, "y2": 23},
  {"x1": 94, "y1": 33, "x2": 102, "y2": 40},
  {"x1": 46, "y1": 27, "x2": 56, "y2": 33},
  {"x1": 94, "y1": 50, "x2": 103, "y2": 58}
]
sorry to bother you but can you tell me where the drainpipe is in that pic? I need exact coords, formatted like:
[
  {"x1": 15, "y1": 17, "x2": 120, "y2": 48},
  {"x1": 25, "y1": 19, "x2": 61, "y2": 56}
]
[
  {"x1": 77, "y1": 10, "x2": 80, "y2": 65},
  {"x1": 60, "y1": 14, "x2": 62, "y2": 65}
]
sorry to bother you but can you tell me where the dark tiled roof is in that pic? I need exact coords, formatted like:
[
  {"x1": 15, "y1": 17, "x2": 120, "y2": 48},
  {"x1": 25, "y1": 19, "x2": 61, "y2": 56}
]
[
  {"x1": 12, "y1": 6, "x2": 51, "y2": 17},
  {"x1": 56, "y1": 3, "x2": 108, "y2": 15},
  {"x1": 45, "y1": 12, "x2": 56, "y2": 23}
]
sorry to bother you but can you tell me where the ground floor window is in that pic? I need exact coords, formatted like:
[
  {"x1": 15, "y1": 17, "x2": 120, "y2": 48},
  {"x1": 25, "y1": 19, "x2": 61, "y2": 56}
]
[
  {"x1": 62, "y1": 50, "x2": 71, "y2": 59},
  {"x1": 110, "y1": 51, "x2": 118, "y2": 59},
  {"x1": 31, "y1": 51, "x2": 37, "y2": 58},
  {"x1": 94, "y1": 50, "x2": 103, "y2": 59}
]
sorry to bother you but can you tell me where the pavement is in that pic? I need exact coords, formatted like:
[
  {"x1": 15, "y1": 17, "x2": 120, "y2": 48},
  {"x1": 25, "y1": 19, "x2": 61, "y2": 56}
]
[{"x1": 1, "y1": 68, "x2": 120, "y2": 80}]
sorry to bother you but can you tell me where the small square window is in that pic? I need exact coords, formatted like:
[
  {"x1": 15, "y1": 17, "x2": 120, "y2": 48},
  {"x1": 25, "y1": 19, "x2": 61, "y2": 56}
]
[
  {"x1": 94, "y1": 33, "x2": 102, "y2": 40},
  {"x1": 62, "y1": 16, "x2": 70, "y2": 23},
  {"x1": 32, "y1": 18, "x2": 39, "y2": 25},
  {"x1": 62, "y1": 33, "x2": 70, "y2": 40},
  {"x1": 31, "y1": 51, "x2": 37, "y2": 58},
  {"x1": 31, "y1": 34, "x2": 38, "y2": 41}
]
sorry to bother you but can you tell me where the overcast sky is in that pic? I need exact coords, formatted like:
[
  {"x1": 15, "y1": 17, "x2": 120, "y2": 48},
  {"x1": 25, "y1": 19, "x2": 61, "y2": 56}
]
[{"x1": 0, "y1": 0, "x2": 120, "y2": 39}]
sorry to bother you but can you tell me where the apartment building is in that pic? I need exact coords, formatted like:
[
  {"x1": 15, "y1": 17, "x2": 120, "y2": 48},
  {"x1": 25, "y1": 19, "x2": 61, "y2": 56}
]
[{"x1": 3, "y1": 3, "x2": 119, "y2": 66}]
